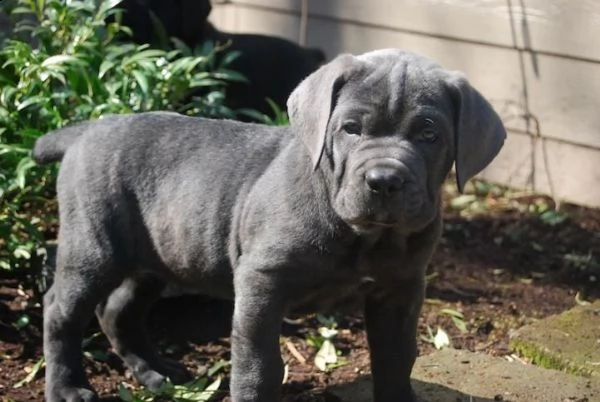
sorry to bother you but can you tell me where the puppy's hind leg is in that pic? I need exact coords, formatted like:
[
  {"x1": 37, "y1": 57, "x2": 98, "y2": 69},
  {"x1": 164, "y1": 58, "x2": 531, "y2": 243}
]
[
  {"x1": 43, "y1": 249, "x2": 123, "y2": 402},
  {"x1": 95, "y1": 275, "x2": 191, "y2": 390}
]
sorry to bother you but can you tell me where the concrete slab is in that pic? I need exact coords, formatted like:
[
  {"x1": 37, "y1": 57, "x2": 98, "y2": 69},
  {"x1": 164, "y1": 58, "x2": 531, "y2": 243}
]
[
  {"x1": 329, "y1": 348, "x2": 600, "y2": 402},
  {"x1": 510, "y1": 301, "x2": 600, "y2": 377}
]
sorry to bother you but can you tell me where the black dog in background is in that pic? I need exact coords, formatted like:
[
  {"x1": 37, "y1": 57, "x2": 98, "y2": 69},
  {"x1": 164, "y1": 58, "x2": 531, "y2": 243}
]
[{"x1": 117, "y1": 0, "x2": 326, "y2": 116}]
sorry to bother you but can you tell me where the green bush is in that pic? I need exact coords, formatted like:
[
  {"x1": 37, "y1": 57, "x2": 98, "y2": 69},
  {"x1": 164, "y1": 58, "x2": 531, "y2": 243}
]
[{"x1": 0, "y1": 0, "x2": 247, "y2": 272}]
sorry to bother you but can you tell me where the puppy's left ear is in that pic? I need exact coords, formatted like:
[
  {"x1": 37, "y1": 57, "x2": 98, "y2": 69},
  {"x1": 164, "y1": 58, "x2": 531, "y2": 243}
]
[
  {"x1": 287, "y1": 53, "x2": 359, "y2": 169},
  {"x1": 448, "y1": 72, "x2": 506, "y2": 192}
]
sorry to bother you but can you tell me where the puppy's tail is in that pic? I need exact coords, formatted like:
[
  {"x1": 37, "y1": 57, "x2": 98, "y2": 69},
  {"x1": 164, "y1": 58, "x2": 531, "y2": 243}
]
[{"x1": 32, "y1": 121, "x2": 90, "y2": 164}]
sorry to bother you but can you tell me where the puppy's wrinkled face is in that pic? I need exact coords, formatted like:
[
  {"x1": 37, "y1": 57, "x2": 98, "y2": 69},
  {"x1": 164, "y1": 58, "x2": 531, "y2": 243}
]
[{"x1": 326, "y1": 59, "x2": 455, "y2": 233}]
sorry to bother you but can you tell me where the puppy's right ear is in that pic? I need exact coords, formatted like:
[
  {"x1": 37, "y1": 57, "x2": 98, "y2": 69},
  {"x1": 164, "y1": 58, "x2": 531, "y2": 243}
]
[{"x1": 287, "y1": 53, "x2": 358, "y2": 169}]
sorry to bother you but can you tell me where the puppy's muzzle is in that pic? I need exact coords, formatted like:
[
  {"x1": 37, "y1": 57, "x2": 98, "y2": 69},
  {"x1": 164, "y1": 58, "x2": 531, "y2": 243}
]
[
  {"x1": 362, "y1": 162, "x2": 424, "y2": 224},
  {"x1": 365, "y1": 167, "x2": 405, "y2": 195}
]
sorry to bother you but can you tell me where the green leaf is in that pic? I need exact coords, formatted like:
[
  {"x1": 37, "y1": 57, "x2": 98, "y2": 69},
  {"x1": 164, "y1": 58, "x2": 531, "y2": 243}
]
[
  {"x1": 314, "y1": 339, "x2": 337, "y2": 371},
  {"x1": 539, "y1": 210, "x2": 567, "y2": 226},
  {"x1": 213, "y1": 69, "x2": 248, "y2": 83},
  {"x1": 13, "y1": 247, "x2": 31, "y2": 259},
  {"x1": 207, "y1": 359, "x2": 229, "y2": 377},
  {"x1": 104, "y1": 0, "x2": 124, "y2": 11},
  {"x1": 236, "y1": 108, "x2": 270, "y2": 124},
  {"x1": 451, "y1": 316, "x2": 468, "y2": 334},
  {"x1": 440, "y1": 308, "x2": 464, "y2": 319},
  {"x1": 84, "y1": 349, "x2": 109, "y2": 362},
  {"x1": 171, "y1": 57, "x2": 205, "y2": 75},
  {"x1": 199, "y1": 377, "x2": 222, "y2": 401},
  {"x1": 148, "y1": 9, "x2": 170, "y2": 50},
  {"x1": 18, "y1": 128, "x2": 44, "y2": 139},
  {"x1": 106, "y1": 43, "x2": 138, "y2": 60},
  {"x1": 11, "y1": 7, "x2": 37, "y2": 15},
  {"x1": 0, "y1": 144, "x2": 30, "y2": 154},
  {"x1": 99, "y1": 59, "x2": 117, "y2": 79},
  {"x1": 450, "y1": 194, "x2": 477, "y2": 209},
  {"x1": 16, "y1": 96, "x2": 47, "y2": 111},
  {"x1": 15, "y1": 157, "x2": 37, "y2": 189},
  {"x1": 316, "y1": 314, "x2": 338, "y2": 328},
  {"x1": 124, "y1": 49, "x2": 167, "y2": 66},
  {"x1": 220, "y1": 50, "x2": 242, "y2": 67},
  {"x1": 36, "y1": 0, "x2": 46, "y2": 16},
  {"x1": 81, "y1": 331, "x2": 103, "y2": 348},
  {"x1": 317, "y1": 326, "x2": 338, "y2": 340},
  {"x1": 433, "y1": 327, "x2": 451, "y2": 350},
  {"x1": 198, "y1": 40, "x2": 215, "y2": 57},
  {"x1": 189, "y1": 78, "x2": 223, "y2": 88},
  {"x1": 118, "y1": 384, "x2": 134, "y2": 402},
  {"x1": 171, "y1": 37, "x2": 191, "y2": 56},
  {"x1": 131, "y1": 70, "x2": 150, "y2": 96},
  {"x1": 0, "y1": 87, "x2": 18, "y2": 106},
  {"x1": 41, "y1": 55, "x2": 85, "y2": 67},
  {"x1": 13, "y1": 357, "x2": 45, "y2": 388}
]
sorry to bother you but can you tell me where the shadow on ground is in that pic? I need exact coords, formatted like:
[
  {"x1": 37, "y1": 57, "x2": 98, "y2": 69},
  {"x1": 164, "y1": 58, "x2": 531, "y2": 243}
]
[{"x1": 329, "y1": 376, "x2": 500, "y2": 402}]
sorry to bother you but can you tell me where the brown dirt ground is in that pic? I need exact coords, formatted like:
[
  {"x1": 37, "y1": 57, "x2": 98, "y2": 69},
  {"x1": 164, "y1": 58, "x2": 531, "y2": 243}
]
[{"x1": 1, "y1": 181, "x2": 599, "y2": 401}]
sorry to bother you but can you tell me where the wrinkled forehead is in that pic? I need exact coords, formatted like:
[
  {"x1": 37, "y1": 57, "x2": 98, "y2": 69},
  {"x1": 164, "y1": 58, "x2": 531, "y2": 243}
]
[{"x1": 336, "y1": 52, "x2": 453, "y2": 121}]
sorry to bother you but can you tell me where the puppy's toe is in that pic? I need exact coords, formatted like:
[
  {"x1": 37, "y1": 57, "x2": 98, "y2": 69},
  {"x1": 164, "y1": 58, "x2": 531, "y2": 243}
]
[{"x1": 47, "y1": 386, "x2": 98, "y2": 402}]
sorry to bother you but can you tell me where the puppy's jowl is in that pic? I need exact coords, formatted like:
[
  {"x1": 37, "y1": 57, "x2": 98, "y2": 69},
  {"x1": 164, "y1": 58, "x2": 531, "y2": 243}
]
[{"x1": 36, "y1": 49, "x2": 505, "y2": 402}]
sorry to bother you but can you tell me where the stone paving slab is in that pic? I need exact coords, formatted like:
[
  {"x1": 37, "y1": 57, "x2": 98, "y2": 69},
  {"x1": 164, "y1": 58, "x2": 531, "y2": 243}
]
[
  {"x1": 330, "y1": 348, "x2": 600, "y2": 402},
  {"x1": 510, "y1": 301, "x2": 600, "y2": 377}
]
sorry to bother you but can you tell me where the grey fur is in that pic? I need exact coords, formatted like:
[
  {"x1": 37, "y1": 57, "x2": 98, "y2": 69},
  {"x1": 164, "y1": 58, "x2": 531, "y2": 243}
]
[{"x1": 36, "y1": 49, "x2": 505, "y2": 402}]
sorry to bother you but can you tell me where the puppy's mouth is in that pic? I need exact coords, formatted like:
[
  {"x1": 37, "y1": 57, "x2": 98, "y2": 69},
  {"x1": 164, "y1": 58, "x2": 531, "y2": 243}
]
[
  {"x1": 367, "y1": 217, "x2": 398, "y2": 227},
  {"x1": 347, "y1": 214, "x2": 399, "y2": 229}
]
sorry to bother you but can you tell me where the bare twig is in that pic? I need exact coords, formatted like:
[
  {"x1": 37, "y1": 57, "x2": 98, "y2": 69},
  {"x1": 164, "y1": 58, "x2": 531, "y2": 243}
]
[{"x1": 285, "y1": 339, "x2": 307, "y2": 365}]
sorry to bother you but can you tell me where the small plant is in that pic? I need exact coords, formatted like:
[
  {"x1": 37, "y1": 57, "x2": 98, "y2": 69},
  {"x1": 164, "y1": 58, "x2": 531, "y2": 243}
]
[
  {"x1": 238, "y1": 98, "x2": 290, "y2": 126},
  {"x1": 118, "y1": 360, "x2": 228, "y2": 402},
  {"x1": 440, "y1": 308, "x2": 468, "y2": 334},
  {"x1": 527, "y1": 198, "x2": 568, "y2": 226},
  {"x1": 421, "y1": 325, "x2": 451, "y2": 350},
  {"x1": 305, "y1": 314, "x2": 347, "y2": 372},
  {"x1": 118, "y1": 377, "x2": 222, "y2": 402},
  {"x1": 564, "y1": 252, "x2": 599, "y2": 271},
  {"x1": 0, "y1": 0, "x2": 244, "y2": 272}
]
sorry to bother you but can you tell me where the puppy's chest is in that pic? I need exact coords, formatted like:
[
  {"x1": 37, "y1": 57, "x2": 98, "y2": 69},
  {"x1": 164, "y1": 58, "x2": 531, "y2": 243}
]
[{"x1": 290, "y1": 244, "x2": 410, "y2": 314}]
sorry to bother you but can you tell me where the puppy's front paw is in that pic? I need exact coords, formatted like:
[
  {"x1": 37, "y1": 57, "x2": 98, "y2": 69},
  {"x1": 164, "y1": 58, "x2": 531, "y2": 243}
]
[{"x1": 46, "y1": 385, "x2": 98, "y2": 402}]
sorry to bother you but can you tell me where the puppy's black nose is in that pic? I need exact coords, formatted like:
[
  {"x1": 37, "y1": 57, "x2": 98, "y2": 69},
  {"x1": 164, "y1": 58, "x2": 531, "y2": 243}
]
[{"x1": 365, "y1": 168, "x2": 404, "y2": 195}]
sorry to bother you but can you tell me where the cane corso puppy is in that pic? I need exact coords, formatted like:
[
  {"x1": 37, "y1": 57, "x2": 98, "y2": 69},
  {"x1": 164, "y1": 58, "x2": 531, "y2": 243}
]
[{"x1": 35, "y1": 49, "x2": 505, "y2": 402}]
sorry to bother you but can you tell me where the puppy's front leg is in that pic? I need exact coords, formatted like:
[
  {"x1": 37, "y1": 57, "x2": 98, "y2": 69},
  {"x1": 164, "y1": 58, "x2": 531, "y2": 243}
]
[
  {"x1": 230, "y1": 260, "x2": 285, "y2": 402},
  {"x1": 364, "y1": 279, "x2": 425, "y2": 402}
]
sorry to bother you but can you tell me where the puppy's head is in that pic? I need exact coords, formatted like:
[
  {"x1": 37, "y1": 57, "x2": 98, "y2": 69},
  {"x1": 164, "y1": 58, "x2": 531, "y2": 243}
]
[{"x1": 287, "y1": 49, "x2": 506, "y2": 233}]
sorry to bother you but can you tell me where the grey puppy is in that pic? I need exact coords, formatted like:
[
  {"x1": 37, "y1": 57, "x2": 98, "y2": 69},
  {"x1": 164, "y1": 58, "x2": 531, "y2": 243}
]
[{"x1": 34, "y1": 49, "x2": 505, "y2": 402}]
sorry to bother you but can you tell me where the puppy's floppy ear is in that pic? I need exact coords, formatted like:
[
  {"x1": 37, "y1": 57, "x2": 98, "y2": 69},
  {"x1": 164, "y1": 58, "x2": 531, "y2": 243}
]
[
  {"x1": 448, "y1": 72, "x2": 506, "y2": 192},
  {"x1": 287, "y1": 53, "x2": 358, "y2": 169}
]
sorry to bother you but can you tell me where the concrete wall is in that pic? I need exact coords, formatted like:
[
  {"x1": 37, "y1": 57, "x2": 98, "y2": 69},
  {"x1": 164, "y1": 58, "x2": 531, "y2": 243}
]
[{"x1": 210, "y1": 0, "x2": 600, "y2": 208}]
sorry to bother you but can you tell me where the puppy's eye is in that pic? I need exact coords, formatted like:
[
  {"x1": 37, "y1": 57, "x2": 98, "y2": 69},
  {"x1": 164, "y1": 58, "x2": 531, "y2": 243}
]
[
  {"x1": 419, "y1": 128, "x2": 438, "y2": 143},
  {"x1": 418, "y1": 118, "x2": 438, "y2": 143},
  {"x1": 342, "y1": 121, "x2": 362, "y2": 136}
]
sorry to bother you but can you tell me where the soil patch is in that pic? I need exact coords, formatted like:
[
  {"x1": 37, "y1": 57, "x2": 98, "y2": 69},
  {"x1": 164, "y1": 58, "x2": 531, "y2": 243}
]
[{"x1": 1, "y1": 186, "x2": 598, "y2": 401}]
